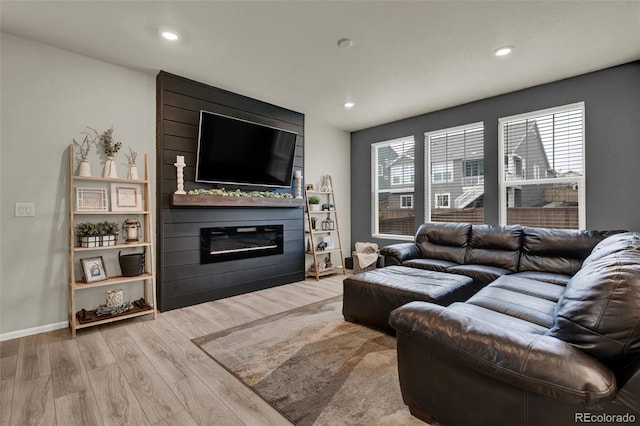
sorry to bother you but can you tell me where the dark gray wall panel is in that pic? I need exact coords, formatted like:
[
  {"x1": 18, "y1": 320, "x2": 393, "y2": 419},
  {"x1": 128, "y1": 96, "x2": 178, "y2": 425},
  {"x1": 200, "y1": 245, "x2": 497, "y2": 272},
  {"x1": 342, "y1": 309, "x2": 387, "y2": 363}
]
[
  {"x1": 351, "y1": 61, "x2": 640, "y2": 246},
  {"x1": 157, "y1": 71, "x2": 305, "y2": 311}
]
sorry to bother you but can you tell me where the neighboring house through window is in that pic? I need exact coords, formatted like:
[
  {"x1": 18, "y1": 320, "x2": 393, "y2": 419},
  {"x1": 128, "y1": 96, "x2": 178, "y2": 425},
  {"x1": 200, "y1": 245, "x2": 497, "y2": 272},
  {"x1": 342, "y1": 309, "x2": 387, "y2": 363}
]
[
  {"x1": 431, "y1": 161, "x2": 453, "y2": 183},
  {"x1": 434, "y1": 193, "x2": 450, "y2": 208},
  {"x1": 400, "y1": 195, "x2": 413, "y2": 209},
  {"x1": 425, "y1": 122, "x2": 484, "y2": 223},
  {"x1": 498, "y1": 102, "x2": 585, "y2": 229},
  {"x1": 371, "y1": 136, "x2": 415, "y2": 239}
]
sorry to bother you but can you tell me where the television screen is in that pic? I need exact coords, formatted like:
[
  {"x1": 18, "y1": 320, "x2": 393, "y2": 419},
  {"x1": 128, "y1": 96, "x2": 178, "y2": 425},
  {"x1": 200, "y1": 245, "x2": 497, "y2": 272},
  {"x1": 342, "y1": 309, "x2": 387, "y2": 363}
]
[{"x1": 195, "y1": 110, "x2": 298, "y2": 188}]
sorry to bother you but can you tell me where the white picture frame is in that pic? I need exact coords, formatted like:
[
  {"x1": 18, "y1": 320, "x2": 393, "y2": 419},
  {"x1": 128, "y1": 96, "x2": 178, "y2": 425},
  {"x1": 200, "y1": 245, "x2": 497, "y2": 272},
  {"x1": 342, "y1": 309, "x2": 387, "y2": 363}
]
[
  {"x1": 76, "y1": 188, "x2": 108, "y2": 212},
  {"x1": 110, "y1": 183, "x2": 142, "y2": 212}
]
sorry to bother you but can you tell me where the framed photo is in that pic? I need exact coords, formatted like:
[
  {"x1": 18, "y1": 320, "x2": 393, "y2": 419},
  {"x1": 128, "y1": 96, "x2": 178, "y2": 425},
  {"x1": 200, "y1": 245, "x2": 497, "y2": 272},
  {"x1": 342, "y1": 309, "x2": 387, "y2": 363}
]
[
  {"x1": 110, "y1": 183, "x2": 142, "y2": 212},
  {"x1": 76, "y1": 188, "x2": 108, "y2": 212},
  {"x1": 80, "y1": 256, "x2": 108, "y2": 283}
]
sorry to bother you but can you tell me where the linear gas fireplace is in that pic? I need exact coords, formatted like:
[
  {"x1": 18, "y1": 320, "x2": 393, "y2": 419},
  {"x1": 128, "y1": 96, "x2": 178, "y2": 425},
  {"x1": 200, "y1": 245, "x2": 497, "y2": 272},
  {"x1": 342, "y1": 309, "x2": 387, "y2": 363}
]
[{"x1": 200, "y1": 225, "x2": 284, "y2": 264}]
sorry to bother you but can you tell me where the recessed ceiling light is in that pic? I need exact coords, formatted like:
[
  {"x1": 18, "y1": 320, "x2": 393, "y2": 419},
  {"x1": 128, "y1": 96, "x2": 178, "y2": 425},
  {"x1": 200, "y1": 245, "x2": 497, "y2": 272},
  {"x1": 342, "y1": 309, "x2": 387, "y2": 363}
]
[
  {"x1": 337, "y1": 38, "x2": 354, "y2": 48},
  {"x1": 160, "y1": 30, "x2": 180, "y2": 42},
  {"x1": 494, "y1": 46, "x2": 513, "y2": 57},
  {"x1": 343, "y1": 100, "x2": 356, "y2": 109}
]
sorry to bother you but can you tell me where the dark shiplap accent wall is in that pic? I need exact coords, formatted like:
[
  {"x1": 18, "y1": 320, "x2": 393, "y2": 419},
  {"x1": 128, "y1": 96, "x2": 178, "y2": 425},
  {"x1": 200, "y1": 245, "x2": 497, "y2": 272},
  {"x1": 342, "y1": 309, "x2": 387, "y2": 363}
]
[
  {"x1": 351, "y1": 61, "x2": 640, "y2": 247},
  {"x1": 156, "y1": 71, "x2": 305, "y2": 311}
]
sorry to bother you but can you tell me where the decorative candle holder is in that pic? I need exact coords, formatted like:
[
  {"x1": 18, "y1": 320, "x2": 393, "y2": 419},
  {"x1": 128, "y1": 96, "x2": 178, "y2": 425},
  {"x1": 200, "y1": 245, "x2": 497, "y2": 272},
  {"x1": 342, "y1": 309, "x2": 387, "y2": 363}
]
[
  {"x1": 174, "y1": 155, "x2": 186, "y2": 195},
  {"x1": 295, "y1": 170, "x2": 303, "y2": 199}
]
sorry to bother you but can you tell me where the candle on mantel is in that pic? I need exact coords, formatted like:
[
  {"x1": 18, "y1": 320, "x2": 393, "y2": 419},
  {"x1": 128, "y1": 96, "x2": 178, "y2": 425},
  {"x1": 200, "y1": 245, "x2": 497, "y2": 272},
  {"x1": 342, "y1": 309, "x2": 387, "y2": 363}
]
[
  {"x1": 294, "y1": 170, "x2": 302, "y2": 179},
  {"x1": 176, "y1": 155, "x2": 185, "y2": 165}
]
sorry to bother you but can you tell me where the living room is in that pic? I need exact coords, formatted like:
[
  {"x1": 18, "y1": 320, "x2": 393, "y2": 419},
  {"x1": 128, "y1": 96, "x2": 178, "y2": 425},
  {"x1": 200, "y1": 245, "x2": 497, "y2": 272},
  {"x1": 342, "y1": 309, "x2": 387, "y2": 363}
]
[{"x1": 1, "y1": 1, "x2": 639, "y2": 425}]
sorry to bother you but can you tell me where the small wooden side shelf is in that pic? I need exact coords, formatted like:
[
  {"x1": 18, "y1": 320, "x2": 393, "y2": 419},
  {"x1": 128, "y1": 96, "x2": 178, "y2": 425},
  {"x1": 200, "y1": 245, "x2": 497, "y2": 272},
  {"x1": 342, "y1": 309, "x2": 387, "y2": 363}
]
[
  {"x1": 304, "y1": 177, "x2": 345, "y2": 280},
  {"x1": 170, "y1": 193, "x2": 305, "y2": 208}
]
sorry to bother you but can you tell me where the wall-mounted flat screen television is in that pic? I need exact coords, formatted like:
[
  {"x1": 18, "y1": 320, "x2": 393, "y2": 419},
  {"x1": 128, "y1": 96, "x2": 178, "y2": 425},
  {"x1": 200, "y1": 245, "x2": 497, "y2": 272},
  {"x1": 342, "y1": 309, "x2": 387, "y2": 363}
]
[{"x1": 195, "y1": 110, "x2": 298, "y2": 188}]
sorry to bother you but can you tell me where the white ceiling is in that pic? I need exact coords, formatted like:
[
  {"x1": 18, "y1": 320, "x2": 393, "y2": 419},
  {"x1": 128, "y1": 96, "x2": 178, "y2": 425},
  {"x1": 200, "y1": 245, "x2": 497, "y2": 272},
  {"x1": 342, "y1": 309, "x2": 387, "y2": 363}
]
[{"x1": 1, "y1": 1, "x2": 639, "y2": 132}]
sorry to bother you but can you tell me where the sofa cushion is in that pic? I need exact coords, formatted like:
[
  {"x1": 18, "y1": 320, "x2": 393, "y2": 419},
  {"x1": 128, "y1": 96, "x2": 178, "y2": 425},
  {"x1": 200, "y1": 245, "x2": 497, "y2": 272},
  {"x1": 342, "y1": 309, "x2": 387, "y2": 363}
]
[
  {"x1": 446, "y1": 264, "x2": 512, "y2": 291},
  {"x1": 510, "y1": 271, "x2": 572, "y2": 286},
  {"x1": 518, "y1": 227, "x2": 607, "y2": 275},
  {"x1": 465, "y1": 224, "x2": 522, "y2": 272},
  {"x1": 465, "y1": 278, "x2": 558, "y2": 328},
  {"x1": 402, "y1": 258, "x2": 457, "y2": 272},
  {"x1": 488, "y1": 275, "x2": 566, "y2": 303},
  {"x1": 415, "y1": 222, "x2": 471, "y2": 264},
  {"x1": 549, "y1": 232, "x2": 640, "y2": 371}
]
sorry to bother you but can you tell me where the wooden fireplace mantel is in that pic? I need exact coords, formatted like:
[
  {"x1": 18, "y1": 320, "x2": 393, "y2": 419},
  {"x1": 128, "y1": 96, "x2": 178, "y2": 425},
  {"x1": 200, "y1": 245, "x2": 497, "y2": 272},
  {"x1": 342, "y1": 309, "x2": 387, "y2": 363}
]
[{"x1": 170, "y1": 193, "x2": 305, "y2": 208}]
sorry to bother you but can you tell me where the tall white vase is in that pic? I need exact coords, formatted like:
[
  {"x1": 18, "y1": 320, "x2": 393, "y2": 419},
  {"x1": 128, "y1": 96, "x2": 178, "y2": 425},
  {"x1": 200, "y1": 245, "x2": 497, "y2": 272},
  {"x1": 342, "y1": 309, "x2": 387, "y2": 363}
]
[
  {"x1": 78, "y1": 159, "x2": 91, "y2": 177},
  {"x1": 127, "y1": 164, "x2": 139, "y2": 180},
  {"x1": 103, "y1": 156, "x2": 118, "y2": 178}
]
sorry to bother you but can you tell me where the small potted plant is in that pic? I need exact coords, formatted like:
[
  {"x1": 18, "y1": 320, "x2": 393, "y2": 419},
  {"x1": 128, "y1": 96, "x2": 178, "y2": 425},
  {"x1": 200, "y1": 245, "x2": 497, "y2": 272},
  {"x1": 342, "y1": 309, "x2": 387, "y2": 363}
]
[
  {"x1": 97, "y1": 221, "x2": 120, "y2": 247},
  {"x1": 310, "y1": 216, "x2": 317, "y2": 230},
  {"x1": 75, "y1": 222, "x2": 100, "y2": 248},
  {"x1": 308, "y1": 195, "x2": 321, "y2": 211}
]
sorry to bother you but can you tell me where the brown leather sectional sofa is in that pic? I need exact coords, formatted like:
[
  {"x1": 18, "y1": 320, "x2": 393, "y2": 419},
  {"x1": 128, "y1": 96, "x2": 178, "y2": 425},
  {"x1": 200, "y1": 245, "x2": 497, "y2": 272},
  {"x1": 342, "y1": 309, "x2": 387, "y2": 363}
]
[{"x1": 379, "y1": 223, "x2": 640, "y2": 425}]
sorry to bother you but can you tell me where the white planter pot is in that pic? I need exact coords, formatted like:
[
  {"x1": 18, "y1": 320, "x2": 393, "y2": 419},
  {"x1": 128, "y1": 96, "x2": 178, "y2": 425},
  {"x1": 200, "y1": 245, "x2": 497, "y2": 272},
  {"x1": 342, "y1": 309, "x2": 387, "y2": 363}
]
[
  {"x1": 78, "y1": 159, "x2": 91, "y2": 177},
  {"x1": 310, "y1": 204, "x2": 321, "y2": 211}
]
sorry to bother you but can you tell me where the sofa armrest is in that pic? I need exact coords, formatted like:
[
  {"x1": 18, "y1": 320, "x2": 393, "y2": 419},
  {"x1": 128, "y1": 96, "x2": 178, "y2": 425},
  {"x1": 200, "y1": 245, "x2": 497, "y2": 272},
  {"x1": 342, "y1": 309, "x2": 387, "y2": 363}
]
[
  {"x1": 389, "y1": 301, "x2": 617, "y2": 407},
  {"x1": 380, "y1": 243, "x2": 420, "y2": 265}
]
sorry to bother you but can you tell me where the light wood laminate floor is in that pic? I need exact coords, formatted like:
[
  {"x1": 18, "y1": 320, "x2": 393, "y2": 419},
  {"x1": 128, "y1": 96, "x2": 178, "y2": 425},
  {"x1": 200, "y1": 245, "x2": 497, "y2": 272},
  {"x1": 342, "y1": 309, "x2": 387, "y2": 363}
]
[{"x1": 0, "y1": 275, "x2": 344, "y2": 426}]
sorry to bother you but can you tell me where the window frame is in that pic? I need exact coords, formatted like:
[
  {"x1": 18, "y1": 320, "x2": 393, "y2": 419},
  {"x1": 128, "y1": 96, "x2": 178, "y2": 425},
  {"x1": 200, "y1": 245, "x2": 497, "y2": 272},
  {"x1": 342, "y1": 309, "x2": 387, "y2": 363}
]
[
  {"x1": 400, "y1": 194, "x2": 414, "y2": 209},
  {"x1": 434, "y1": 193, "x2": 450, "y2": 209},
  {"x1": 371, "y1": 136, "x2": 415, "y2": 241},
  {"x1": 498, "y1": 102, "x2": 586, "y2": 229}
]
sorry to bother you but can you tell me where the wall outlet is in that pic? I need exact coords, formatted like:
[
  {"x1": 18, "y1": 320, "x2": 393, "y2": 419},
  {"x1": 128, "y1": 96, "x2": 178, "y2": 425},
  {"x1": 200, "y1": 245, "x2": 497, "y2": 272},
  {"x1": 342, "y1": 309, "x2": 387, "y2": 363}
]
[{"x1": 15, "y1": 203, "x2": 35, "y2": 217}]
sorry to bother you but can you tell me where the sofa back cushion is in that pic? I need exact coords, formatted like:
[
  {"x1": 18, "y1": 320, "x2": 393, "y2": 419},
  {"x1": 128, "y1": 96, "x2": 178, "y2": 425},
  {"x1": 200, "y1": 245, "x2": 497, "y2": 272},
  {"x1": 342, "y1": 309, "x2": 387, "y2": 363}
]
[
  {"x1": 415, "y1": 222, "x2": 471, "y2": 265},
  {"x1": 582, "y1": 231, "x2": 637, "y2": 267},
  {"x1": 550, "y1": 232, "x2": 640, "y2": 371},
  {"x1": 518, "y1": 227, "x2": 607, "y2": 275},
  {"x1": 465, "y1": 225, "x2": 522, "y2": 272}
]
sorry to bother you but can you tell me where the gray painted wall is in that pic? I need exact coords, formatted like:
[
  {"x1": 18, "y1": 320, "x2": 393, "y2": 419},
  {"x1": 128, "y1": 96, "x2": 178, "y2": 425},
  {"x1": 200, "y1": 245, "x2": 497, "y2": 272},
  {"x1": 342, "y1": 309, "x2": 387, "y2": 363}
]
[{"x1": 350, "y1": 61, "x2": 640, "y2": 247}]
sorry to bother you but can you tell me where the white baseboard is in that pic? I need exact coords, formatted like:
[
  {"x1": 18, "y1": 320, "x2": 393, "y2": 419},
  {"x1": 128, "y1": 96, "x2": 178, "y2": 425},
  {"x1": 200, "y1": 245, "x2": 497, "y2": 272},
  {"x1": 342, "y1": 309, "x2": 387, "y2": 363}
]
[{"x1": 0, "y1": 321, "x2": 68, "y2": 342}]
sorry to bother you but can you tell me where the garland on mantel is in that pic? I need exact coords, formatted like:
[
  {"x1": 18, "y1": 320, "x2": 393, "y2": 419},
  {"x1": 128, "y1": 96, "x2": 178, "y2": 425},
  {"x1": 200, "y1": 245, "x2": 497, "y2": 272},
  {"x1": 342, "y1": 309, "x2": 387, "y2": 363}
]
[{"x1": 187, "y1": 188, "x2": 294, "y2": 199}]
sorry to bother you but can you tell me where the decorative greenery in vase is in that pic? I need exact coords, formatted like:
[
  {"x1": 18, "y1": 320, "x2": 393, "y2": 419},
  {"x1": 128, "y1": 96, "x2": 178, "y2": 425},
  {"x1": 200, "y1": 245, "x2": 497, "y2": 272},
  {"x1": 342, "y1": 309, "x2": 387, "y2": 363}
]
[
  {"x1": 73, "y1": 134, "x2": 93, "y2": 160},
  {"x1": 90, "y1": 126, "x2": 122, "y2": 157},
  {"x1": 125, "y1": 147, "x2": 137, "y2": 165}
]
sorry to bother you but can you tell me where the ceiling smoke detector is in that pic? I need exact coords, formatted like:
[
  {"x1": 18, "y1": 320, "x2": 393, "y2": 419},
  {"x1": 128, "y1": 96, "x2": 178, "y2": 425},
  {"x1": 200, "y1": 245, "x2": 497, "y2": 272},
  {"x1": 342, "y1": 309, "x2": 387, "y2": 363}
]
[{"x1": 337, "y1": 38, "x2": 354, "y2": 48}]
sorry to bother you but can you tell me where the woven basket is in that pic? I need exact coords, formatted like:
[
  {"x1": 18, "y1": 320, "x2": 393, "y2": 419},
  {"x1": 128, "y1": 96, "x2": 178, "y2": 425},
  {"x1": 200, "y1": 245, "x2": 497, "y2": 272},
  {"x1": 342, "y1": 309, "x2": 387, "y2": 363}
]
[{"x1": 119, "y1": 249, "x2": 145, "y2": 277}]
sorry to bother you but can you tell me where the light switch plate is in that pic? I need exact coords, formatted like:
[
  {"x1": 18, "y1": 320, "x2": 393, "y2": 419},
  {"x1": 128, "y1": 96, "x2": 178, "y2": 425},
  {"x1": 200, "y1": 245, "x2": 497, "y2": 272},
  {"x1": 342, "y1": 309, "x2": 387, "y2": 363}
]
[{"x1": 15, "y1": 203, "x2": 35, "y2": 217}]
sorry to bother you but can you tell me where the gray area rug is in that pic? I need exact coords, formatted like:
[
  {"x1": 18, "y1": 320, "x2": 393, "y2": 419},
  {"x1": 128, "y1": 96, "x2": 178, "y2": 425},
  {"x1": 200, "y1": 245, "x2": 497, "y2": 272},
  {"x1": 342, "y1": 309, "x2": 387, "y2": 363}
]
[{"x1": 193, "y1": 296, "x2": 426, "y2": 425}]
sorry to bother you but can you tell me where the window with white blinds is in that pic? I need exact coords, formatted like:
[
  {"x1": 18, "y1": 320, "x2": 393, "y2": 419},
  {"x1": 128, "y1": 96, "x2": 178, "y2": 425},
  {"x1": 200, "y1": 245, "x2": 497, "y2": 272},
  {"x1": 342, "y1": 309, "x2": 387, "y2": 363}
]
[
  {"x1": 371, "y1": 136, "x2": 415, "y2": 239},
  {"x1": 498, "y1": 102, "x2": 585, "y2": 229},
  {"x1": 425, "y1": 123, "x2": 484, "y2": 224}
]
